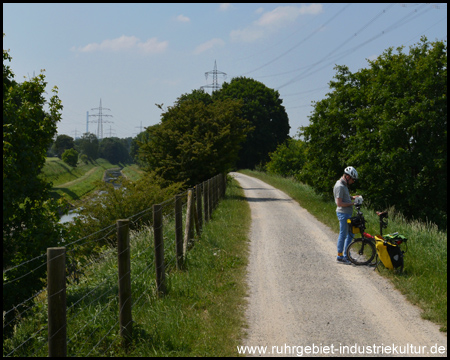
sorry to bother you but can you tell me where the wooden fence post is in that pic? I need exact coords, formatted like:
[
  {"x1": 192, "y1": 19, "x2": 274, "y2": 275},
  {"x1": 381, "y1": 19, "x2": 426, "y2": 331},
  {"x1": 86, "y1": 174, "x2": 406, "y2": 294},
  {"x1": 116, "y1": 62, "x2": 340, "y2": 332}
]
[
  {"x1": 208, "y1": 178, "x2": 213, "y2": 218},
  {"x1": 183, "y1": 189, "x2": 194, "y2": 259},
  {"x1": 196, "y1": 184, "x2": 202, "y2": 230},
  {"x1": 117, "y1": 219, "x2": 132, "y2": 349},
  {"x1": 175, "y1": 194, "x2": 183, "y2": 269},
  {"x1": 153, "y1": 204, "x2": 166, "y2": 296},
  {"x1": 220, "y1": 173, "x2": 225, "y2": 198},
  {"x1": 214, "y1": 175, "x2": 219, "y2": 209},
  {"x1": 47, "y1": 247, "x2": 66, "y2": 357},
  {"x1": 223, "y1": 173, "x2": 227, "y2": 197},
  {"x1": 203, "y1": 180, "x2": 209, "y2": 223},
  {"x1": 212, "y1": 176, "x2": 216, "y2": 210}
]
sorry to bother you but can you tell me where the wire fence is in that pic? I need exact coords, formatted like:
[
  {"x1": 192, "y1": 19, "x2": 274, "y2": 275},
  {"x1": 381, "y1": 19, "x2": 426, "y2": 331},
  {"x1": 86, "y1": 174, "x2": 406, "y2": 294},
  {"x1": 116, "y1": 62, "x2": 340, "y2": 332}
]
[{"x1": 3, "y1": 173, "x2": 227, "y2": 357}]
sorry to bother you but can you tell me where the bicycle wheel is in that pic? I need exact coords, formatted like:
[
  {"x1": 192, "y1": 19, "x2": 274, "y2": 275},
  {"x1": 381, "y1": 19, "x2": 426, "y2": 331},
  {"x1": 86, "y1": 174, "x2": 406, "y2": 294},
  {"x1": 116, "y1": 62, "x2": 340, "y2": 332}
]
[{"x1": 346, "y1": 239, "x2": 376, "y2": 265}]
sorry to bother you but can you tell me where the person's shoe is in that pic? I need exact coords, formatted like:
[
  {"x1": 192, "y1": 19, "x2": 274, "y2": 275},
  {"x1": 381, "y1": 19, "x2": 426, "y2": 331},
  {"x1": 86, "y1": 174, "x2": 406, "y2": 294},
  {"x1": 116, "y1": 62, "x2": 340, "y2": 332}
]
[{"x1": 336, "y1": 256, "x2": 351, "y2": 265}]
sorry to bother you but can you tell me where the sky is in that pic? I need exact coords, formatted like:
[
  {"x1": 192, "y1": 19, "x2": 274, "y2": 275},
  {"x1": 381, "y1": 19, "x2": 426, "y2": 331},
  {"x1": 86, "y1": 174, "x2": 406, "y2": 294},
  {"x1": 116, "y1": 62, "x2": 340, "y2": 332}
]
[{"x1": 3, "y1": 3, "x2": 447, "y2": 140}]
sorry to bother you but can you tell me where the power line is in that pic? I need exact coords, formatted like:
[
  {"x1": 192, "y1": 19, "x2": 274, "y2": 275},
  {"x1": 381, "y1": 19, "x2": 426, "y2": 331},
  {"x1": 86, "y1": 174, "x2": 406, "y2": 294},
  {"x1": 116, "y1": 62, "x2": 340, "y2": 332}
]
[
  {"x1": 276, "y1": 3, "x2": 433, "y2": 90},
  {"x1": 240, "y1": 3, "x2": 352, "y2": 77}
]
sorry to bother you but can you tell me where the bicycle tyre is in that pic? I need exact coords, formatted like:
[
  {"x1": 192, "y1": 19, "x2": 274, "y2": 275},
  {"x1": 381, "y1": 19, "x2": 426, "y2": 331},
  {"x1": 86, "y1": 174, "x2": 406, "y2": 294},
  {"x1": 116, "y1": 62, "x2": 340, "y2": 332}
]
[{"x1": 346, "y1": 239, "x2": 376, "y2": 265}]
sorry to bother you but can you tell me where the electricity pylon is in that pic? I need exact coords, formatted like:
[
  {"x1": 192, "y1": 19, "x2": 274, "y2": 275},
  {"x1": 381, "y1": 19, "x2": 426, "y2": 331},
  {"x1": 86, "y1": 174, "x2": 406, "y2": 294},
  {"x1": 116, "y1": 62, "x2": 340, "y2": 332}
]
[
  {"x1": 89, "y1": 99, "x2": 113, "y2": 140},
  {"x1": 200, "y1": 60, "x2": 227, "y2": 94}
]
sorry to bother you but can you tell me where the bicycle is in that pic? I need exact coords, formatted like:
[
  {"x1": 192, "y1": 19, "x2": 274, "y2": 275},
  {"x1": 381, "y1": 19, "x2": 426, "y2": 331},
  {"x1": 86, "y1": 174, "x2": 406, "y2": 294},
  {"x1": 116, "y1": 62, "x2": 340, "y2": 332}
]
[{"x1": 345, "y1": 200, "x2": 408, "y2": 272}]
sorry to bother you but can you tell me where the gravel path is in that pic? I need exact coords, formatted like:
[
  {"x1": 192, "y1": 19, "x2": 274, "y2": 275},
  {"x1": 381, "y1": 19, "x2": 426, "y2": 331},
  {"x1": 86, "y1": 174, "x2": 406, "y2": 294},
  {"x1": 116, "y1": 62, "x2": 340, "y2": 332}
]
[{"x1": 231, "y1": 173, "x2": 447, "y2": 357}]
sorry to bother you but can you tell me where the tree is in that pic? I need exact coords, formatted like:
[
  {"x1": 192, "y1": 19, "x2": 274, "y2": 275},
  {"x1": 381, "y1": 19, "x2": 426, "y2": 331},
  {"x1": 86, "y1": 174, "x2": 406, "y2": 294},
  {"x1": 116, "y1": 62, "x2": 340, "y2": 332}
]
[
  {"x1": 213, "y1": 77, "x2": 290, "y2": 169},
  {"x1": 130, "y1": 131, "x2": 151, "y2": 165},
  {"x1": 98, "y1": 137, "x2": 130, "y2": 164},
  {"x1": 3, "y1": 45, "x2": 65, "y2": 331},
  {"x1": 266, "y1": 138, "x2": 306, "y2": 178},
  {"x1": 300, "y1": 37, "x2": 447, "y2": 228},
  {"x1": 62, "y1": 148, "x2": 79, "y2": 167},
  {"x1": 138, "y1": 94, "x2": 251, "y2": 186},
  {"x1": 53, "y1": 134, "x2": 74, "y2": 158},
  {"x1": 75, "y1": 132, "x2": 99, "y2": 160}
]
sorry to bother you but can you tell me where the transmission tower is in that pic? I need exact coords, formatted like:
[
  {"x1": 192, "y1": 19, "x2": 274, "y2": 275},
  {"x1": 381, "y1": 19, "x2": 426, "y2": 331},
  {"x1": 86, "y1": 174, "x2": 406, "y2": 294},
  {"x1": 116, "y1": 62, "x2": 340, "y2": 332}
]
[
  {"x1": 200, "y1": 60, "x2": 227, "y2": 94},
  {"x1": 89, "y1": 99, "x2": 113, "y2": 140},
  {"x1": 71, "y1": 129, "x2": 81, "y2": 140},
  {"x1": 105, "y1": 125, "x2": 116, "y2": 138}
]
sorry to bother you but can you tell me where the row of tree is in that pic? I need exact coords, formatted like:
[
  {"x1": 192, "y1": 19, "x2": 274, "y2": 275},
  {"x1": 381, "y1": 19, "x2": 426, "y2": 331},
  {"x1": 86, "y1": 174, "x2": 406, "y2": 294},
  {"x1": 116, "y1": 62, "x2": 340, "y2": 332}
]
[
  {"x1": 134, "y1": 78, "x2": 290, "y2": 186},
  {"x1": 50, "y1": 133, "x2": 133, "y2": 166},
  {"x1": 266, "y1": 37, "x2": 446, "y2": 229}
]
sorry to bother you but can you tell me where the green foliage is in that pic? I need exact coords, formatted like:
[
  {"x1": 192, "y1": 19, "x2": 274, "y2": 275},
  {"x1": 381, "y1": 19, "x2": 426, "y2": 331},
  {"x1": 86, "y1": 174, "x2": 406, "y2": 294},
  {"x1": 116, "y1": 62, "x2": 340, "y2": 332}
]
[
  {"x1": 130, "y1": 131, "x2": 150, "y2": 165},
  {"x1": 61, "y1": 148, "x2": 79, "y2": 167},
  {"x1": 80, "y1": 153, "x2": 89, "y2": 164},
  {"x1": 138, "y1": 93, "x2": 251, "y2": 186},
  {"x1": 299, "y1": 38, "x2": 447, "y2": 228},
  {"x1": 53, "y1": 134, "x2": 74, "y2": 158},
  {"x1": 3, "y1": 45, "x2": 66, "y2": 333},
  {"x1": 213, "y1": 77, "x2": 290, "y2": 169},
  {"x1": 265, "y1": 138, "x2": 306, "y2": 178},
  {"x1": 98, "y1": 137, "x2": 131, "y2": 164},
  {"x1": 65, "y1": 172, "x2": 183, "y2": 261},
  {"x1": 75, "y1": 132, "x2": 99, "y2": 160}
]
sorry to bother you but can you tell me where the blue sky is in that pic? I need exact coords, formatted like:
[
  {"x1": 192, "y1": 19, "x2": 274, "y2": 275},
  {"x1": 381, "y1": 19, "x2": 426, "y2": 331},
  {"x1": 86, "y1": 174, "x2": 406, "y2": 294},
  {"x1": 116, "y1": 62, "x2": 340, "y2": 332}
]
[{"x1": 3, "y1": 3, "x2": 447, "y2": 139}]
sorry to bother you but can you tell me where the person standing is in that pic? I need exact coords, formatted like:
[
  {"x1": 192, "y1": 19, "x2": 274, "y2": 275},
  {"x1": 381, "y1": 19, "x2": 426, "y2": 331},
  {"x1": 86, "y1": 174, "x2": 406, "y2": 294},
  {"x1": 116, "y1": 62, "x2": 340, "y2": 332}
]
[{"x1": 333, "y1": 166, "x2": 359, "y2": 264}]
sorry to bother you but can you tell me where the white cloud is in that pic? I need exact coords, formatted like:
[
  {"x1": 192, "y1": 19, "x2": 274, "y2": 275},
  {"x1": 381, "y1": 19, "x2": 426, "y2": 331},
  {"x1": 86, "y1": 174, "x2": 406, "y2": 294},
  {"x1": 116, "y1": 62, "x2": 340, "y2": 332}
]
[
  {"x1": 193, "y1": 38, "x2": 225, "y2": 55},
  {"x1": 230, "y1": 27, "x2": 265, "y2": 43},
  {"x1": 231, "y1": 4, "x2": 323, "y2": 43},
  {"x1": 176, "y1": 14, "x2": 190, "y2": 23},
  {"x1": 72, "y1": 35, "x2": 168, "y2": 54},
  {"x1": 137, "y1": 38, "x2": 169, "y2": 54}
]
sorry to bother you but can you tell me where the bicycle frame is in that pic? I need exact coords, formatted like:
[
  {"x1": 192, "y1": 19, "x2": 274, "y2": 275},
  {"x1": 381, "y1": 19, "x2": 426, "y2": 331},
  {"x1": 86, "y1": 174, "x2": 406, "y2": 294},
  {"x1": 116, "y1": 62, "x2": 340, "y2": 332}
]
[{"x1": 347, "y1": 206, "x2": 407, "y2": 272}]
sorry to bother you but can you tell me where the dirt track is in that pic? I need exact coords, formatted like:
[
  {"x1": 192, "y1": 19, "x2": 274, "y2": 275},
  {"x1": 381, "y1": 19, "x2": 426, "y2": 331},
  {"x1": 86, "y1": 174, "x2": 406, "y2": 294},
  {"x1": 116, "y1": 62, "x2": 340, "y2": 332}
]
[{"x1": 231, "y1": 173, "x2": 447, "y2": 357}]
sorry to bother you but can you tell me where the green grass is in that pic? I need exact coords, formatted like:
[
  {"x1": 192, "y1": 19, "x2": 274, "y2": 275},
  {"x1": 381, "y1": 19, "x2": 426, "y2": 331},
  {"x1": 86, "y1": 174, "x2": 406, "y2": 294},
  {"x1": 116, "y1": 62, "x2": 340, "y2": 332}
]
[
  {"x1": 5, "y1": 169, "x2": 445, "y2": 357},
  {"x1": 121, "y1": 164, "x2": 145, "y2": 182},
  {"x1": 3, "y1": 178, "x2": 251, "y2": 356},
  {"x1": 40, "y1": 158, "x2": 138, "y2": 203},
  {"x1": 240, "y1": 170, "x2": 447, "y2": 332}
]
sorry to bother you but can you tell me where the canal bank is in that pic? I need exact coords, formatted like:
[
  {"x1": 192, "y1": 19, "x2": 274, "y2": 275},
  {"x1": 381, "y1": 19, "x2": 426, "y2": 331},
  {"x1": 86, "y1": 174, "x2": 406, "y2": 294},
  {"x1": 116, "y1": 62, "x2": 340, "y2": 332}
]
[{"x1": 59, "y1": 167, "x2": 124, "y2": 223}]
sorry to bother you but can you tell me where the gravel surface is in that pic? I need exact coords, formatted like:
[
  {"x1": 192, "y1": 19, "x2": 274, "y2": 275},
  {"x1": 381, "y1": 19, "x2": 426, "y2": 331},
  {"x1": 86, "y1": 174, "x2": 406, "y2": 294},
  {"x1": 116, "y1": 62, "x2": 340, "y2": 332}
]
[{"x1": 231, "y1": 173, "x2": 447, "y2": 357}]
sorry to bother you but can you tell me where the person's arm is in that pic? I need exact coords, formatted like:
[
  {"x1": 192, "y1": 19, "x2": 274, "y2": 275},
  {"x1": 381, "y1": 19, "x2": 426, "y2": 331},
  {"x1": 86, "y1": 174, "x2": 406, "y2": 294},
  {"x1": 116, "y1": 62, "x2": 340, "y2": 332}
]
[{"x1": 336, "y1": 197, "x2": 354, "y2": 208}]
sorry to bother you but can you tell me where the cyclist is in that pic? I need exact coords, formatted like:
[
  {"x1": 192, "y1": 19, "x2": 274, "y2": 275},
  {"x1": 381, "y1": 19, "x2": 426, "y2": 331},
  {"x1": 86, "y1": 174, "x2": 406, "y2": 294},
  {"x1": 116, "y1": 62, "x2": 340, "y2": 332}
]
[{"x1": 333, "y1": 166, "x2": 360, "y2": 264}]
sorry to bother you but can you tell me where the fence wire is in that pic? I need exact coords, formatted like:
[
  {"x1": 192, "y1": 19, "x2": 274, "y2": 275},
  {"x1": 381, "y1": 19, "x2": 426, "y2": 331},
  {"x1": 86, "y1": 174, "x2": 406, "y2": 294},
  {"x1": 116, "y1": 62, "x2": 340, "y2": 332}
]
[{"x1": 3, "y1": 174, "x2": 226, "y2": 357}]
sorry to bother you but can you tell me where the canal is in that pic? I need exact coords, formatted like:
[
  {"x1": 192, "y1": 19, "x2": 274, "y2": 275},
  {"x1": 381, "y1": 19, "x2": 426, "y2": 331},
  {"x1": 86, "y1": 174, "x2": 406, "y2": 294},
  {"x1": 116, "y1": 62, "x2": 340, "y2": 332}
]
[{"x1": 59, "y1": 168, "x2": 123, "y2": 223}]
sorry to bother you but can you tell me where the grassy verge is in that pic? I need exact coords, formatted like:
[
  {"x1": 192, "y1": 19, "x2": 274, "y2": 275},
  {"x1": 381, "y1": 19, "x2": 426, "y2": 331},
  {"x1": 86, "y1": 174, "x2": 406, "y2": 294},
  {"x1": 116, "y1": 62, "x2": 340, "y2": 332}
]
[
  {"x1": 3, "y1": 177, "x2": 251, "y2": 356},
  {"x1": 40, "y1": 158, "x2": 141, "y2": 203},
  {"x1": 121, "y1": 164, "x2": 145, "y2": 182},
  {"x1": 127, "y1": 178, "x2": 251, "y2": 356},
  {"x1": 240, "y1": 170, "x2": 447, "y2": 332}
]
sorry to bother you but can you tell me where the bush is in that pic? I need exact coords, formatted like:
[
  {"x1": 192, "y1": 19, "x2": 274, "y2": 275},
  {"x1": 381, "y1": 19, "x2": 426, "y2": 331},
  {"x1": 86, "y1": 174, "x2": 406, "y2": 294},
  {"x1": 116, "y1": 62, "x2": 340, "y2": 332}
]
[
  {"x1": 62, "y1": 148, "x2": 79, "y2": 167},
  {"x1": 65, "y1": 172, "x2": 184, "y2": 266},
  {"x1": 266, "y1": 138, "x2": 306, "y2": 178}
]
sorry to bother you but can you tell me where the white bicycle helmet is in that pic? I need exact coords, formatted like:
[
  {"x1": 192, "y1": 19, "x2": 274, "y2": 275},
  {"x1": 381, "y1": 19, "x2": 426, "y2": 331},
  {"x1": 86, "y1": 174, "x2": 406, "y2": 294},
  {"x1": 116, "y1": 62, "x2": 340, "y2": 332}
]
[{"x1": 344, "y1": 166, "x2": 358, "y2": 180}]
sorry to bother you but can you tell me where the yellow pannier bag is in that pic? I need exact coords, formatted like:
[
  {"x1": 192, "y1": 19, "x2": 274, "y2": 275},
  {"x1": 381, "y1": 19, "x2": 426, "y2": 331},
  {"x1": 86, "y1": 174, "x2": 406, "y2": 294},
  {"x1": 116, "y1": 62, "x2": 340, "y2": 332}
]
[
  {"x1": 347, "y1": 217, "x2": 361, "y2": 234},
  {"x1": 375, "y1": 236, "x2": 393, "y2": 269},
  {"x1": 375, "y1": 236, "x2": 403, "y2": 270}
]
